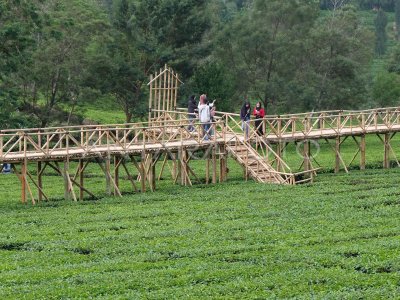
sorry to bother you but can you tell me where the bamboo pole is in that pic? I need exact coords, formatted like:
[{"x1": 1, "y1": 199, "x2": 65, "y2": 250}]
[
  {"x1": 175, "y1": 74, "x2": 179, "y2": 110},
  {"x1": 114, "y1": 156, "x2": 120, "y2": 196},
  {"x1": 79, "y1": 159, "x2": 84, "y2": 200},
  {"x1": 206, "y1": 157, "x2": 210, "y2": 185},
  {"x1": 384, "y1": 133, "x2": 390, "y2": 169},
  {"x1": 157, "y1": 70, "x2": 161, "y2": 119},
  {"x1": 167, "y1": 68, "x2": 171, "y2": 113},
  {"x1": 335, "y1": 137, "x2": 341, "y2": 173},
  {"x1": 37, "y1": 161, "x2": 43, "y2": 202},
  {"x1": 140, "y1": 152, "x2": 146, "y2": 192},
  {"x1": 149, "y1": 74, "x2": 153, "y2": 123},
  {"x1": 63, "y1": 161, "x2": 71, "y2": 201},
  {"x1": 162, "y1": 65, "x2": 167, "y2": 116},
  {"x1": 212, "y1": 146, "x2": 217, "y2": 184},
  {"x1": 360, "y1": 135, "x2": 366, "y2": 170},
  {"x1": 219, "y1": 144, "x2": 227, "y2": 183},
  {"x1": 303, "y1": 140, "x2": 311, "y2": 180},
  {"x1": 21, "y1": 161, "x2": 27, "y2": 204}
]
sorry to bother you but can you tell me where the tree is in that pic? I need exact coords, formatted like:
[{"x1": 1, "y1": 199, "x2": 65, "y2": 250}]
[
  {"x1": 0, "y1": 0, "x2": 42, "y2": 128},
  {"x1": 296, "y1": 4, "x2": 374, "y2": 111},
  {"x1": 3, "y1": 0, "x2": 109, "y2": 127},
  {"x1": 86, "y1": 0, "x2": 212, "y2": 123},
  {"x1": 373, "y1": 71, "x2": 400, "y2": 106},
  {"x1": 214, "y1": 0, "x2": 319, "y2": 112},
  {"x1": 387, "y1": 44, "x2": 400, "y2": 73},
  {"x1": 190, "y1": 62, "x2": 235, "y2": 112},
  {"x1": 395, "y1": 0, "x2": 400, "y2": 39},
  {"x1": 357, "y1": 0, "x2": 395, "y2": 11},
  {"x1": 375, "y1": 8, "x2": 388, "y2": 56}
]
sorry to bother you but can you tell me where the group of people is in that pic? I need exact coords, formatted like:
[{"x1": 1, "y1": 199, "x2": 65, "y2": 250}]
[
  {"x1": 240, "y1": 101, "x2": 265, "y2": 137},
  {"x1": 187, "y1": 94, "x2": 216, "y2": 140},
  {"x1": 187, "y1": 95, "x2": 266, "y2": 140}
]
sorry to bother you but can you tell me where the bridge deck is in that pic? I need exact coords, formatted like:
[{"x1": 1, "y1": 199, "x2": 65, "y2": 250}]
[
  {"x1": 1, "y1": 135, "x2": 236, "y2": 163},
  {"x1": 264, "y1": 124, "x2": 400, "y2": 142},
  {"x1": 2, "y1": 123, "x2": 400, "y2": 163}
]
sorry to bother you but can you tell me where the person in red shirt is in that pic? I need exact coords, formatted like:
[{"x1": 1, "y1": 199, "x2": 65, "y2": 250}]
[{"x1": 253, "y1": 102, "x2": 265, "y2": 136}]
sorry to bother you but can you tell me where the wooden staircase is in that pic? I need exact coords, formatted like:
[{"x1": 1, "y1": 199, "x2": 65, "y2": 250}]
[{"x1": 226, "y1": 142, "x2": 290, "y2": 184}]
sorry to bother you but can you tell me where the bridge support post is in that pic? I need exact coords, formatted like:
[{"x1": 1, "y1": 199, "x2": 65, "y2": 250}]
[
  {"x1": 360, "y1": 135, "x2": 366, "y2": 170},
  {"x1": 335, "y1": 137, "x2": 341, "y2": 173},
  {"x1": 21, "y1": 161, "x2": 27, "y2": 204},
  {"x1": 206, "y1": 157, "x2": 210, "y2": 184},
  {"x1": 219, "y1": 144, "x2": 227, "y2": 183},
  {"x1": 148, "y1": 153, "x2": 156, "y2": 191},
  {"x1": 303, "y1": 140, "x2": 312, "y2": 179},
  {"x1": 63, "y1": 161, "x2": 70, "y2": 201},
  {"x1": 37, "y1": 161, "x2": 43, "y2": 202},
  {"x1": 212, "y1": 146, "x2": 217, "y2": 184},
  {"x1": 140, "y1": 152, "x2": 146, "y2": 193},
  {"x1": 384, "y1": 133, "x2": 390, "y2": 169},
  {"x1": 276, "y1": 141, "x2": 284, "y2": 172},
  {"x1": 178, "y1": 149, "x2": 184, "y2": 186},
  {"x1": 79, "y1": 160, "x2": 84, "y2": 201},
  {"x1": 114, "y1": 156, "x2": 120, "y2": 196},
  {"x1": 105, "y1": 156, "x2": 112, "y2": 196},
  {"x1": 172, "y1": 153, "x2": 178, "y2": 182}
]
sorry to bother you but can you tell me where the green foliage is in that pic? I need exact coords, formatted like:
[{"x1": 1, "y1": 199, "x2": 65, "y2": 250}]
[
  {"x1": 395, "y1": 0, "x2": 400, "y2": 37},
  {"x1": 1, "y1": 0, "x2": 399, "y2": 128},
  {"x1": 387, "y1": 44, "x2": 400, "y2": 73},
  {"x1": 0, "y1": 0, "x2": 42, "y2": 128},
  {"x1": 214, "y1": 2, "x2": 373, "y2": 113},
  {"x1": 357, "y1": 0, "x2": 396, "y2": 10},
  {"x1": 375, "y1": 9, "x2": 388, "y2": 56},
  {"x1": 299, "y1": 5, "x2": 374, "y2": 111},
  {"x1": 372, "y1": 71, "x2": 400, "y2": 106},
  {"x1": 190, "y1": 62, "x2": 235, "y2": 112},
  {"x1": 1, "y1": 150, "x2": 400, "y2": 297}
]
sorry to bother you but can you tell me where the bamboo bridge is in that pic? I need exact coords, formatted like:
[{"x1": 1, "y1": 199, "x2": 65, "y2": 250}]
[{"x1": 1, "y1": 65, "x2": 400, "y2": 203}]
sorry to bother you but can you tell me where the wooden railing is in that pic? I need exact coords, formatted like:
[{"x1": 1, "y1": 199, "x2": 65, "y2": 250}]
[
  {"x1": 3, "y1": 106, "x2": 400, "y2": 164},
  {"x1": 175, "y1": 106, "x2": 400, "y2": 139},
  {"x1": 0, "y1": 120, "x2": 229, "y2": 162}
]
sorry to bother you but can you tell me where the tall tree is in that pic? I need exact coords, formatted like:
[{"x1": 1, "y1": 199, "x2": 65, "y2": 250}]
[
  {"x1": 0, "y1": 0, "x2": 42, "y2": 128},
  {"x1": 86, "y1": 0, "x2": 212, "y2": 122},
  {"x1": 296, "y1": 4, "x2": 374, "y2": 111},
  {"x1": 214, "y1": 0, "x2": 319, "y2": 112},
  {"x1": 395, "y1": 0, "x2": 400, "y2": 39},
  {"x1": 375, "y1": 8, "x2": 388, "y2": 56},
  {"x1": 8, "y1": 0, "x2": 109, "y2": 127}
]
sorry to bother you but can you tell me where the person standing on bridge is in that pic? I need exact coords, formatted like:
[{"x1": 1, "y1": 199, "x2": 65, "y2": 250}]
[
  {"x1": 253, "y1": 102, "x2": 265, "y2": 136},
  {"x1": 198, "y1": 94, "x2": 211, "y2": 141},
  {"x1": 240, "y1": 101, "x2": 251, "y2": 139},
  {"x1": 187, "y1": 95, "x2": 197, "y2": 132}
]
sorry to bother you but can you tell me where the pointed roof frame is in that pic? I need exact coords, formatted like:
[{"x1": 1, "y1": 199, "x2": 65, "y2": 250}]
[{"x1": 147, "y1": 65, "x2": 183, "y2": 85}]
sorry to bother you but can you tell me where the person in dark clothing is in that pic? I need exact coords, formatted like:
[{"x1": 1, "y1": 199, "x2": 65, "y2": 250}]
[
  {"x1": 240, "y1": 101, "x2": 251, "y2": 139},
  {"x1": 253, "y1": 102, "x2": 265, "y2": 136},
  {"x1": 187, "y1": 95, "x2": 197, "y2": 132}
]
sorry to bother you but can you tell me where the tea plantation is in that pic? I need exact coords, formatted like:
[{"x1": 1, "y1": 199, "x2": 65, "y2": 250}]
[{"x1": 0, "y1": 150, "x2": 400, "y2": 298}]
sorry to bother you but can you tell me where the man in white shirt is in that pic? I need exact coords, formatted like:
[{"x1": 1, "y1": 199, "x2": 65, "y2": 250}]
[{"x1": 198, "y1": 94, "x2": 211, "y2": 141}]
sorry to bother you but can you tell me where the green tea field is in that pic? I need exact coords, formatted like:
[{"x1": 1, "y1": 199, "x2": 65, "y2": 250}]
[{"x1": 0, "y1": 141, "x2": 400, "y2": 298}]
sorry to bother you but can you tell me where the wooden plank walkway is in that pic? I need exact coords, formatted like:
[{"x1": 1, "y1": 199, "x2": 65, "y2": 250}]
[{"x1": 2, "y1": 105, "x2": 400, "y2": 204}]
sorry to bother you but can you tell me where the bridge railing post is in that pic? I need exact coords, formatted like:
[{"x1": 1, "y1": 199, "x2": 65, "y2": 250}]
[
  {"x1": 361, "y1": 113, "x2": 366, "y2": 131},
  {"x1": 0, "y1": 131, "x2": 3, "y2": 158},
  {"x1": 277, "y1": 116, "x2": 282, "y2": 139}
]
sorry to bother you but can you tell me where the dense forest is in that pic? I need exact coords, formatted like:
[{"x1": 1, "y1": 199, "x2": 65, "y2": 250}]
[{"x1": 1, "y1": 0, "x2": 400, "y2": 128}]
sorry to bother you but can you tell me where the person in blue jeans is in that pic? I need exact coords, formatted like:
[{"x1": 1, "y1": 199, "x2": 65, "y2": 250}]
[
  {"x1": 198, "y1": 94, "x2": 211, "y2": 140},
  {"x1": 240, "y1": 101, "x2": 251, "y2": 139}
]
